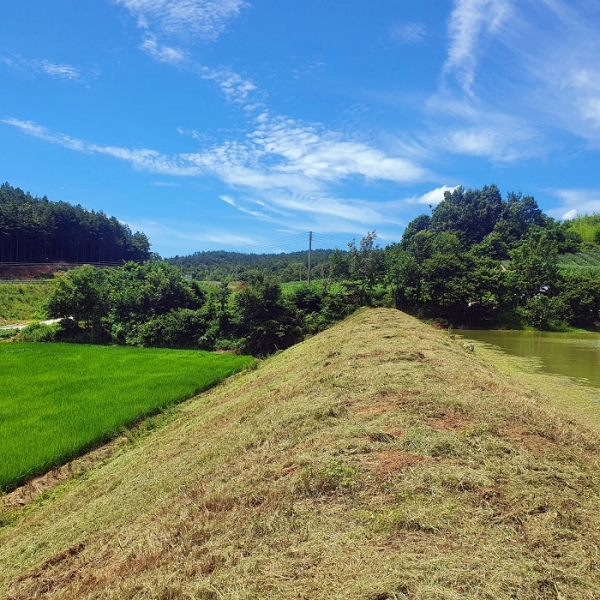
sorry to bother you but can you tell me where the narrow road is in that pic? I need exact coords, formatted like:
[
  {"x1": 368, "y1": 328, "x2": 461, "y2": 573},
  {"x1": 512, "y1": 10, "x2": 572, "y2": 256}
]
[{"x1": 0, "y1": 319, "x2": 62, "y2": 331}]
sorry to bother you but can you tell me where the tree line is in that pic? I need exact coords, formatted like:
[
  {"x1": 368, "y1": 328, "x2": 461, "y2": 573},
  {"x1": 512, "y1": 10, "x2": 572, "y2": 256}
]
[
  {"x1": 0, "y1": 182, "x2": 151, "y2": 264},
  {"x1": 166, "y1": 249, "x2": 335, "y2": 283},
  {"x1": 38, "y1": 184, "x2": 600, "y2": 356},
  {"x1": 378, "y1": 185, "x2": 600, "y2": 329},
  {"x1": 44, "y1": 261, "x2": 362, "y2": 356}
]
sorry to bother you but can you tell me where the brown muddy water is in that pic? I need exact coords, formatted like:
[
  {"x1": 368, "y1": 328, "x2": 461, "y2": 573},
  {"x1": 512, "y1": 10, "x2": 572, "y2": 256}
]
[{"x1": 459, "y1": 330, "x2": 600, "y2": 389}]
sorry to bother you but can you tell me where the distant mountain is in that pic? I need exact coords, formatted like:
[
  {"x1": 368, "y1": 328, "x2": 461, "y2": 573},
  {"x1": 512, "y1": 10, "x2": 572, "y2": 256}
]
[{"x1": 166, "y1": 248, "x2": 340, "y2": 282}]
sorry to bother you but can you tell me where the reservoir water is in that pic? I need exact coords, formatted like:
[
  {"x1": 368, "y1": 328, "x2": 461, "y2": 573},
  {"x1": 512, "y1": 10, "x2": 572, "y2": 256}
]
[{"x1": 459, "y1": 330, "x2": 600, "y2": 389}]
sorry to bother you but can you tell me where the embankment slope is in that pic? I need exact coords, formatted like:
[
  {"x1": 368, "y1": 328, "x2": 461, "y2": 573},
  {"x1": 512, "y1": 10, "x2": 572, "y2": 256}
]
[{"x1": 1, "y1": 308, "x2": 600, "y2": 599}]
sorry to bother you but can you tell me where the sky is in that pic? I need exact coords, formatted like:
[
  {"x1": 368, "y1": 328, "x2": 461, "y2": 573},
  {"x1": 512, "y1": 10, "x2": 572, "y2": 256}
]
[{"x1": 2, "y1": 0, "x2": 600, "y2": 258}]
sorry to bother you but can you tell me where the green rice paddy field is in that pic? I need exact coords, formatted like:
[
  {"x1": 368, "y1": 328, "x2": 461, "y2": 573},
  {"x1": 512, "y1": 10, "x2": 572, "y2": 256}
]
[{"x1": 0, "y1": 343, "x2": 253, "y2": 492}]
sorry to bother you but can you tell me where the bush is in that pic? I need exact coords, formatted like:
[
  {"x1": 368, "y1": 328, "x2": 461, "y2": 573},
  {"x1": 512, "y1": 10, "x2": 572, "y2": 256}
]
[
  {"x1": 18, "y1": 322, "x2": 56, "y2": 342},
  {"x1": 135, "y1": 309, "x2": 209, "y2": 349},
  {"x1": 525, "y1": 295, "x2": 573, "y2": 330},
  {"x1": 0, "y1": 329, "x2": 18, "y2": 340}
]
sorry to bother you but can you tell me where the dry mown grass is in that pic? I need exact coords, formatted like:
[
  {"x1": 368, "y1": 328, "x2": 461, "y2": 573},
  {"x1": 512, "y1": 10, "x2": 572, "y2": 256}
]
[{"x1": 1, "y1": 308, "x2": 600, "y2": 599}]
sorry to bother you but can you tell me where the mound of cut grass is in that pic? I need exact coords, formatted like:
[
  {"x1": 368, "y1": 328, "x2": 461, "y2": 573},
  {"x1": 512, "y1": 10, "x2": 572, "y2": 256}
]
[
  {"x1": 0, "y1": 343, "x2": 253, "y2": 491},
  {"x1": 1, "y1": 309, "x2": 600, "y2": 599}
]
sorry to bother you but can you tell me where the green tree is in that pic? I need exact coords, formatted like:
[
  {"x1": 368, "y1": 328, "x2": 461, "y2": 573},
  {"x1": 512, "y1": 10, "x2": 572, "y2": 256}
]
[
  {"x1": 328, "y1": 249, "x2": 350, "y2": 281},
  {"x1": 234, "y1": 272, "x2": 301, "y2": 356},
  {"x1": 384, "y1": 244, "x2": 422, "y2": 309},
  {"x1": 46, "y1": 265, "x2": 109, "y2": 341},
  {"x1": 557, "y1": 271, "x2": 600, "y2": 327},
  {"x1": 430, "y1": 185, "x2": 503, "y2": 246},
  {"x1": 508, "y1": 228, "x2": 560, "y2": 301},
  {"x1": 419, "y1": 233, "x2": 474, "y2": 321},
  {"x1": 108, "y1": 261, "x2": 204, "y2": 345},
  {"x1": 347, "y1": 231, "x2": 384, "y2": 304}
]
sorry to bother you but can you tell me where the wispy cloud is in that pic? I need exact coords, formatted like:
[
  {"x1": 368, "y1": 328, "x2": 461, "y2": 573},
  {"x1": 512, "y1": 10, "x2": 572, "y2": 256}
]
[
  {"x1": 443, "y1": 0, "x2": 513, "y2": 95},
  {"x1": 3, "y1": 118, "x2": 201, "y2": 176},
  {"x1": 219, "y1": 194, "x2": 271, "y2": 219},
  {"x1": 517, "y1": 1, "x2": 600, "y2": 142},
  {"x1": 126, "y1": 218, "x2": 260, "y2": 250},
  {"x1": 195, "y1": 65, "x2": 257, "y2": 103},
  {"x1": 1, "y1": 54, "x2": 85, "y2": 81},
  {"x1": 3, "y1": 115, "x2": 432, "y2": 233},
  {"x1": 435, "y1": 0, "x2": 600, "y2": 157},
  {"x1": 139, "y1": 35, "x2": 186, "y2": 64},
  {"x1": 389, "y1": 22, "x2": 427, "y2": 45},
  {"x1": 115, "y1": 0, "x2": 249, "y2": 43},
  {"x1": 250, "y1": 116, "x2": 429, "y2": 183}
]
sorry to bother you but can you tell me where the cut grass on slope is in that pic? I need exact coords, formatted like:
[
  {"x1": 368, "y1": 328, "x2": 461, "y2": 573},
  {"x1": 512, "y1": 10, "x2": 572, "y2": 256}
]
[
  {"x1": 1, "y1": 309, "x2": 600, "y2": 599},
  {"x1": 0, "y1": 343, "x2": 253, "y2": 492}
]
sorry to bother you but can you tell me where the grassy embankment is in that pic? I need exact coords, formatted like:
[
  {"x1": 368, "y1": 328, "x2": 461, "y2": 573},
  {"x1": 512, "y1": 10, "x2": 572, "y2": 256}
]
[
  {"x1": 0, "y1": 283, "x2": 52, "y2": 324},
  {"x1": 0, "y1": 344, "x2": 253, "y2": 492},
  {"x1": 1, "y1": 308, "x2": 600, "y2": 599}
]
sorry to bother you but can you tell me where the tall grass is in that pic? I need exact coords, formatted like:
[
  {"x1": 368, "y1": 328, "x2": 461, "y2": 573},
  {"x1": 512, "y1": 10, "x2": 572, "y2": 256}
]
[{"x1": 0, "y1": 343, "x2": 253, "y2": 491}]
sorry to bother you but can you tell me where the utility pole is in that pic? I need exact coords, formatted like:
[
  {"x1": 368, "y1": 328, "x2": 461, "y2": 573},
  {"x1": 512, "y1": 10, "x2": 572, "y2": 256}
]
[{"x1": 307, "y1": 231, "x2": 312, "y2": 285}]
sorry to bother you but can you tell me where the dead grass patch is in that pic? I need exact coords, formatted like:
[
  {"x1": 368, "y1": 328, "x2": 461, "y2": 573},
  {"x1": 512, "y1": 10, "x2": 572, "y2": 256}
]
[
  {"x1": 365, "y1": 451, "x2": 427, "y2": 477},
  {"x1": 429, "y1": 412, "x2": 472, "y2": 432},
  {"x1": 503, "y1": 427, "x2": 555, "y2": 456}
]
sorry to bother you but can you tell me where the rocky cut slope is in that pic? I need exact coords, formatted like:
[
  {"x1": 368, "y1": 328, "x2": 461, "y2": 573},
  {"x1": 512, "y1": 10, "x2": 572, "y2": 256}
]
[{"x1": 1, "y1": 309, "x2": 600, "y2": 599}]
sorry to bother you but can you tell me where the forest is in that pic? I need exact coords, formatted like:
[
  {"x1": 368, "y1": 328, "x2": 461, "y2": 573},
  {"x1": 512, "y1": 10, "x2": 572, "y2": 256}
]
[
  {"x1": 166, "y1": 249, "x2": 335, "y2": 283},
  {"x1": 382, "y1": 185, "x2": 600, "y2": 330},
  {"x1": 0, "y1": 182, "x2": 151, "y2": 264},
  {"x1": 10, "y1": 184, "x2": 600, "y2": 356}
]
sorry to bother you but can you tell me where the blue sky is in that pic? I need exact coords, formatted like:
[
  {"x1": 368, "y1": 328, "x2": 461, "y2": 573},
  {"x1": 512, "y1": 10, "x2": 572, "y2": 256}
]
[{"x1": 2, "y1": 0, "x2": 600, "y2": 258}]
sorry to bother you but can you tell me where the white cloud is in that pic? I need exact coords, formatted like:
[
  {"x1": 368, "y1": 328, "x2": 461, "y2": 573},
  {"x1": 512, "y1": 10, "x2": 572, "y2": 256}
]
[
  {"x1": 444, "y1": 0, "x2": 513, "y2": 94},
  {"x1": 546, "y1": 188, "x2": 600, "y2": 219},
  {"x1": 251, "y1": 117, "x2": 429, "y2": 183},
  {"x1": 4, "y1": 114, "x2": 428, "y2": 189},
  {"x1": 196, "y1": 66, "x2": 257, "y2": 103},
  {"x1": 139, "y1": 35, "x2": 186, "y2": 64},
  {"x1": 218, "y1": 194, "x2": 271, "y2": 219},
  {"x1": 442, "y1": 123, "x2": 540, "y2": 162},
  {"x1": 2, "y1": 118, "x2": 201, "y2": 176},
  {"x1": 1, "y1": 54, "x2": 83, "y2": 81},
  {"x1": 407, "y1": 186, "x2": 459, "y2": 205},
  {"x1": 437, "y1": 0, "x2": 600, "y2": 148},
  {"x1": 127, "y1": 219, "x2": 259, "y2": 249},
  {"x1": 115, "y1": 0, "x2": 249, "y2": 42},
  {"x1": 3, "y1": 115, "x2": 432, "y2": 234}
]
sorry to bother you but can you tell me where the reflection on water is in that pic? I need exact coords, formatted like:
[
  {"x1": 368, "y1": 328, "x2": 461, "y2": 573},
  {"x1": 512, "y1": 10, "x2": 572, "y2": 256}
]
[{"x1": 459, "y1": 330, "x2": 600, "y2": 389}]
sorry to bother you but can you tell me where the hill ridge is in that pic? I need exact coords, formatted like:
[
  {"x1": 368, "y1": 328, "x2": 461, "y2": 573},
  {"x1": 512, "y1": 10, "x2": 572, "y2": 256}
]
[{"x1": 2, "y1": 309, "x2": 600, "y2": 599}]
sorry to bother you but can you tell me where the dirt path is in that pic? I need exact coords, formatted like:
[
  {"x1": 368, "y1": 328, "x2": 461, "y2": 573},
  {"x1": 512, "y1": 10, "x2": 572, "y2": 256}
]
[{"x1": 0, "y1": 318, "x2": 62, "y2": 331}]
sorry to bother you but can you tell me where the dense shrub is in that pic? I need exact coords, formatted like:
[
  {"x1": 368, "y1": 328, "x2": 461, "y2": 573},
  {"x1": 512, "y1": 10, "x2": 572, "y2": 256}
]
[
  {"x1": 18, "y1": 322, "x2": 56, "y2": 342},
  {"x1": 136, "y1": 309, "x2": 209, "y2": 349}
]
